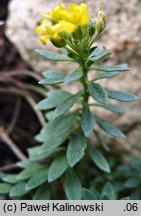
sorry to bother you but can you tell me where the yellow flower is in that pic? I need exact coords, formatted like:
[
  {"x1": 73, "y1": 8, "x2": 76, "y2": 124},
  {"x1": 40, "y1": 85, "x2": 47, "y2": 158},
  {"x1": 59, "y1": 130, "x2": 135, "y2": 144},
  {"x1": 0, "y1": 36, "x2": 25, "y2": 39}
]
[
  {"x1": 50, "y1": 3, "x2": 65, "y2": 22},
  {"x1": 36, "y1": 3, "x2": 89, "y2": 46},
  {"x1": 60, "y1": 3, "x2": 89, "y2": 26},
  {"x1": 40, "y1": 3, "x2": 65, "y2": 23},
  {"x1": 36, "y1": 19, "x2": 62, "y2": 45}
]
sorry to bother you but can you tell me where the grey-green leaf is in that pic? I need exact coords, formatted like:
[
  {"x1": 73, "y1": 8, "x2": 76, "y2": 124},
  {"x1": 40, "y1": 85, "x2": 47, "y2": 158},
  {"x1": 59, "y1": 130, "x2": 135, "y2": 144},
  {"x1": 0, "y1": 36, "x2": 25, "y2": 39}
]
[
  {"x1": 26, "y1": 168, "x2": 48, "y2": 190},
  {"x1": 39, "y1": 78, "x2": 64, "y2": 85},
  {"x1": 28, "y1": 146, "x2": 59, "y2": 161},
  {"x1": 17, "y1": 160, "x2": 35, "y2": 168},
  {"x1": 28, "y1": 146, "x2": 57, "y2": 161},
  {"x1": 48, "y1": 155, "x2": 68, "y2": 182},
  {"x1": 96, "y1": 117, "x2": 125, "y2": 138},
  {"x1": 89, "y1": 145, "x2": 111, "y2": 173},
  {"x1": 82, "y1": 188, "x2": 97, "y2": 200},
  {"x1": 54, "y1": 91, "x2": 81, "y2": 119},
  {"x1": 0, "y1": 183, "x2": 12, "y2": 194},
  {"x1": 89, "y1": 47, "x2": 112, "y2": 62},
  {"x1": 107, "y1": 90, "x2": 138, "y2": 102},
  {"x1": 0, "y1": 21, "x2": 4, "y2": 26},
  {"x1": 33, "y1": 183, "x2": 51, "y2": 200},
  {"x1": 43, "y1": 70, "x2": 66, "y2": 79},
  {"x1": 67, "y1": 132, "x2": 87, "y2": 167},
  {"x1": 2, "y1": 174, "x2": 20, "y2": 184},
  {"x1": 92, "y1": 103, "x2": 126, "y2": 114},
  {"x1": 16, "y1": 164, "x2": 45, "y2": 180},
  {"x1": 81, "y1": 107, "x2": 95, "y2": 137},
  {"x1": 39, "y1": 71, "x2": 66, "y2": 85},
  {"x1": 35, "y1": 49, "x2": 72, "y2": 61},
  {"x1": 10, "y1": 182, "x2": 27, "y2": 197},
  {"x1": 93, "y1": 64, "x2": 129, "y2": 72},
  {"x1": 93, "y1": 71, "x2": 126, "y2": 81},
  {"x1": 101, "y1": 182, "x2": 116, "y2": 200},
  {"x1": 40, "y1": 132, "x2": 69, "y2": 151},
  {"x1": 64, "y1": 170, "x2": 82, "y2": 200},
  {"x1": 35, "y1": 90, "x2": 71, "y2": 110},
  {"x1": 88, "y1": 82, "x2": 108, "y2": 104},
  {"x1": 55, "y1": 113, "x2": 77, "y2": 136},
  {"x1": 90, "y1": 46, "x2": 105, "y2": 57},
  {"x1": 124, "y1": 178, "x2": 140, "y2": 188},
  {"x1": 94, "y1": 130, "x2": 110, "y2": 152},
  {"x1": 64, "y1": 68, "x2": 83, "y2": 84}
]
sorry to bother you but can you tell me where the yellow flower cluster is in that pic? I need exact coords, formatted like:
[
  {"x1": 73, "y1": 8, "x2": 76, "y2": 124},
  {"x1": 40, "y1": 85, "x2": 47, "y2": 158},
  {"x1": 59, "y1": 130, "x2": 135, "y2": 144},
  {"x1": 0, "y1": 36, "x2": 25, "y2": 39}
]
[{"x1": 36, "y1": 3, "x2": 89, "y2": 45}]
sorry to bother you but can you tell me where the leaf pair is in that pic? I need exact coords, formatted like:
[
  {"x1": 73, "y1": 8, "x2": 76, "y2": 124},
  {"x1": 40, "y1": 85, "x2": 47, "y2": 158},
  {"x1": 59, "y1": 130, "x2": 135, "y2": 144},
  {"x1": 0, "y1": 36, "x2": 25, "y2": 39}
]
[
  {"x1": 39, "y1": 68, "x2": 83, "y2": 85},
  {"x1": 35, "y1": 90, "x2": 71, "y2": 110},
  {"x1": 88, "y1": 82, "x2": 137, "y2": 105},
  {"x1": 88, "y1": 46, "x2": 112, "y2": 62}
]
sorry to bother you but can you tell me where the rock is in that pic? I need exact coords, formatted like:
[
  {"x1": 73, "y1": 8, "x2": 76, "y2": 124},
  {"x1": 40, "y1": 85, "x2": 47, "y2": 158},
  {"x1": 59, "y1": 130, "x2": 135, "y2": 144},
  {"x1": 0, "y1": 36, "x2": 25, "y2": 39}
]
[{"x1": 5, "y1": 0, "x2": 141, "y2": 158}]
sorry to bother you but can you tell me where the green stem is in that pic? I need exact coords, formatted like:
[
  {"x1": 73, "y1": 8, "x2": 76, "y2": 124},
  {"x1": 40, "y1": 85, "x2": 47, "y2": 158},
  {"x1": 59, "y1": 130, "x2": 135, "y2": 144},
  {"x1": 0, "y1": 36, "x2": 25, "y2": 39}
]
[{"x1": 80, "y1": 61, "x2": 89, "y2": 107}]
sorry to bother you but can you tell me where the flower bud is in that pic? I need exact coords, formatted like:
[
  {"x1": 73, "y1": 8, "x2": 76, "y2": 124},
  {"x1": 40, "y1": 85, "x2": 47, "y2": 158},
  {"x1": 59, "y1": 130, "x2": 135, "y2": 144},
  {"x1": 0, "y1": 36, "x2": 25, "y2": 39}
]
[{"x1": 96, "y1": 9, "x2": 106, "y2": 33}]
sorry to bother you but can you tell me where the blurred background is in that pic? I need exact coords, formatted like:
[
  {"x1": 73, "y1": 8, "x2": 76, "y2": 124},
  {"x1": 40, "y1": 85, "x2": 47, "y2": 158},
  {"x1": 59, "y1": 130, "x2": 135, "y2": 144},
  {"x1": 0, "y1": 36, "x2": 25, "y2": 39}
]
[{"x1": 0, "y1": 0, "x2": 141, "y2": 172}]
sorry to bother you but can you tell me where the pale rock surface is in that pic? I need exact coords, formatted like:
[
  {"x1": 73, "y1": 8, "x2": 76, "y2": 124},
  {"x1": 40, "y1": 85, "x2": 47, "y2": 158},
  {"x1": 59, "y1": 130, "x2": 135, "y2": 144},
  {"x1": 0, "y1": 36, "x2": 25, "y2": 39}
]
[{"x1": 5, "y1": 0, "x2": 141, "y2": 158}]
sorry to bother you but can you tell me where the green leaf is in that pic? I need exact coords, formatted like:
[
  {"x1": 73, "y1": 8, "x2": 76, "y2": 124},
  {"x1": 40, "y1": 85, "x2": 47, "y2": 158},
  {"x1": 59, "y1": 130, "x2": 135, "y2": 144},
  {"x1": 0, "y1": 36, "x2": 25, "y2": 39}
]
[
  {"x1": 89, "y1": 145, "x2": 111, "y2": 173},
  {"x1": 64, "y1": 68, "x2": 83, "y2": 84},
  {"x1": 10, "y1": 182, "x2": 27, "y2": 197},
  {"x1": 93, "y1": 64, "x2": 129, "y2": 72},
  {"x1": 0, "y1": 183, "x2": 12, "y2": 194},
  {"x1": 101, "y1": 182, "x2": 116, "y2": 200},
  {"x1": 93, "y1": 71, "x2": 126, "y2": 81},
  {"x1": 107, "y1": 90, "x2": 138, "y2": 102},
  {"x1": 82, "y1": 188, "x2": 97, "y2": 200},
  {"x1": 39, "y1": 71, "x2": 66, "y2": 85},
  {"x1": 55, "y1": 113, "x2": 77, "y2": 136},
  {"x1": 35, "y1": 90, "x2": 71, "y2": 110},
  {"x1": 94, "y1": 130, "x2": 110, "y2": 152},
  {"x1": 54, "y1": 91, "x2": 82, "y2": 119},
  {"x1": 33, "y1": 183, "x2": 51, "y2": 200},
  {"x1": 96, "y1": 117, "x2": 126, "y2": 138},
  {"x1": 26, "y1": 168, "x2": 48, "y2": 190},
  {"x1": 48, "y1": 154, "x2": 68, "y2": 182},
  {"x1": 35, "y1": 49, "x2": 72, "y2": 61},
  {"x1": 92, "y1": 103, "x2": 126, "y2": 114},
  {"x1": 64, "y1": 169, "x2": 82, "y2": 200},
  {"x1": 81, "y1": 107, "x2": 95, "y2": 137},
  {"x1": 67, "y1": 132, "x2": 87, "y2": 167},
  {"x1": 88, "y1": 82, "x2": 108, "y2": 104}
]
